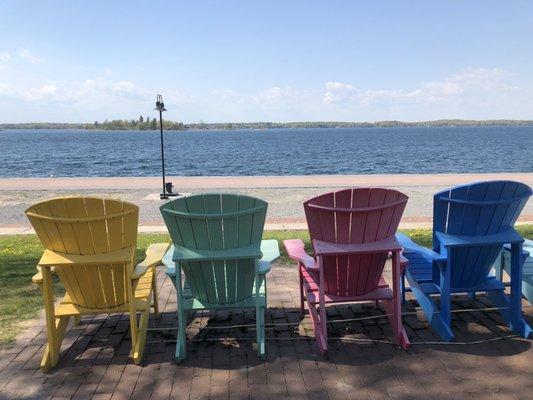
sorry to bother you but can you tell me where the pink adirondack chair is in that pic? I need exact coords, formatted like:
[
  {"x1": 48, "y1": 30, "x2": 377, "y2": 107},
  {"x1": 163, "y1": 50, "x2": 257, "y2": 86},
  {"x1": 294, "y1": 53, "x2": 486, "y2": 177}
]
[{"x1": 284, "y1": 188, "x2": 410, "y2": 355}]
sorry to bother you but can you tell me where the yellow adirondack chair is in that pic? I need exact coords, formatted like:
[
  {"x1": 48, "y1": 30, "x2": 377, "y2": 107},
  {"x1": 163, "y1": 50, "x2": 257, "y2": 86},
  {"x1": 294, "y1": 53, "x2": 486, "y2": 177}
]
[{"x1": 26, "y1": 197, "x2": 169, "y2": 371}]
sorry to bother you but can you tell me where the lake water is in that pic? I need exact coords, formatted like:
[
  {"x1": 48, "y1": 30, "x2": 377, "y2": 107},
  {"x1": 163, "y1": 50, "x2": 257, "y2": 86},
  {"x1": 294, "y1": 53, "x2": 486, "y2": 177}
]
[{"x1": 0, "y1": 126, "x2": 532, "y2": 177}]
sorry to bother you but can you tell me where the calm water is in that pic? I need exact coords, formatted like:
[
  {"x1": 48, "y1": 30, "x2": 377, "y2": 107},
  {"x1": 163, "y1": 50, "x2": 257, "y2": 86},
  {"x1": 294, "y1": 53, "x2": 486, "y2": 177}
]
[{"x1": 0, "y1": 127, "x2": 532, "y2": 177}]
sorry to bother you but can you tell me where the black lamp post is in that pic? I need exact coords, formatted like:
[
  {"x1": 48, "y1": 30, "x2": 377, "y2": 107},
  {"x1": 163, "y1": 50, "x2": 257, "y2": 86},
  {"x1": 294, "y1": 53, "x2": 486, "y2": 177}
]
[{"x1": 155, "y1": 94, "x2": 178, "y2": 199}]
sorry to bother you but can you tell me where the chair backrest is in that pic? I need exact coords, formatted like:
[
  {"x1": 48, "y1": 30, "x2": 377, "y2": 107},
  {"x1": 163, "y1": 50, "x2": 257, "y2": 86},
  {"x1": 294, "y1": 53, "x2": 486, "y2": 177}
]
[
  {"x1": 304, "y1": 188, "x2": 408, "y2": 297},
  {"x1": 160, "y1": 193, "x2": 267, "y2": 304},
  {"x1": 26, "y1": 197, "x2": 139, "y2": 309},
  {"x1": 433, "y1": 180, "x2": 532, "y2": 288}
]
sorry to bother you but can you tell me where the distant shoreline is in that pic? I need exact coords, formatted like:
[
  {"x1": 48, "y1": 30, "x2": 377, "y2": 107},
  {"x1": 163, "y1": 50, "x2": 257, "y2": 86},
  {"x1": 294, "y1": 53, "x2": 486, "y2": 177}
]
[{"x1": 1, "y1": 119, "x2": 533, "y2": 131}]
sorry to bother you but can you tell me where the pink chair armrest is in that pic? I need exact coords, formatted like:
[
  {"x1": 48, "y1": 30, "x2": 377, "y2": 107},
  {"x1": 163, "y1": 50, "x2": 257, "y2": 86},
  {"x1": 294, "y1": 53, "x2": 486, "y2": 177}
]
[{"x1": 283, "y1": 239, "x2": 318, "y2": 270}]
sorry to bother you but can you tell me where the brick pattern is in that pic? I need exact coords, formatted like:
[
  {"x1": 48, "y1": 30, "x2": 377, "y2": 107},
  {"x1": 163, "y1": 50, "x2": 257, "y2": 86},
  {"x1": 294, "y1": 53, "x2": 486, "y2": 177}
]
[{"x1": 1, "y1": 262, "x2": 532, "y2": 400}]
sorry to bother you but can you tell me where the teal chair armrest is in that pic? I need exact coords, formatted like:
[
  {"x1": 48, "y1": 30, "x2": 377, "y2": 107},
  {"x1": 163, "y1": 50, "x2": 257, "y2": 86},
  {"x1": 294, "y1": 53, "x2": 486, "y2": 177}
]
[{"x1": 257, "y1": 240, "x2": 280, "y2": 274}]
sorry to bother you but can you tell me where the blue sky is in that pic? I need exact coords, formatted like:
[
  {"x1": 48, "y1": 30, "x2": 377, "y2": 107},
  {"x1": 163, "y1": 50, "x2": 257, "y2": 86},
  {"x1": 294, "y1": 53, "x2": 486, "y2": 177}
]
[{"x1": 1, "y1": 0, "x2": 533, "y2": 123}]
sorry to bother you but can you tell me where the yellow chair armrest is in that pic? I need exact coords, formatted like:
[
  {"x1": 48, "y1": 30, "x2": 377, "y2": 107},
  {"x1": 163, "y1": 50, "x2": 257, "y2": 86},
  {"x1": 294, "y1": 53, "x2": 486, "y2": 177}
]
[
  {"x1": 32, "y1": 266, "x2": 56, "y2": 284},
  {"x1": 38, "y1": 246, "x2": 136, "y2": 267},
  {"x1": 130, "y1": 243, "x2": 170, "y2": 279},
  {"x1": 31, "y1": 265, "x2": 55, "y2": 284}
]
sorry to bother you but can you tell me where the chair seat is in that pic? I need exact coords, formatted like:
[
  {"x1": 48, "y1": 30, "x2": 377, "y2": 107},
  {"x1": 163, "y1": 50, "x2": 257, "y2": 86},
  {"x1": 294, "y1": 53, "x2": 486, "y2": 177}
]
[
  {"x1": 55, "y1": 268, "x2": 154, "y2": 316},
  {"x1": 402, "y1": 251, "x2": 434, "y2": 282},
  {"x1": 404, "y1": 252, "x2": 505, "y2": 294},
  {"x1": 301, "y1": 266, "x2": 393, "y2": 304},
  {"x1": 179, "y1": 278, "x2": 267, "y2": 310}
]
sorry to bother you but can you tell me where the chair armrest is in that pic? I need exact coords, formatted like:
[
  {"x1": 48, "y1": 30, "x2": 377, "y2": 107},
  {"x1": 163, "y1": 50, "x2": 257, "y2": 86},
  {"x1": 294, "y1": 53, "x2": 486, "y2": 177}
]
[
  {"x1": 172, "y1": 243, "x2": 262, "y2": 262},
  {"x1": 260, "y1": 240, "x2": 280, "y2": 263},
  {"x1": 38, "y1": 246, "x2": 136, "y2": 267},
  {"x1": 256, "y1": 240, "x2": 280, "y2": 274},
  {"x1": 400, "y1": 254, "x2": 409, "y2": 270},
  {"x1": 396, "y1": 233, "x2": 446, "y2": 263},
  {"x1": 32, "y1": 266, "x2": 56, "y2": 284},
  {"x1": 283, "y1": 239, "x2": 317, "y2": 270},
  {"x1": 162, "y1": 246, "x2": 177, "y2": 277},
  {"x1": 502, "y1": 244, "x2": 530, "y2": 261},
  {"x1": 313, "y1": 236, "x2": 402, "y2": 256},
  {"x1": 131, "y1": 243, "x2": 170, "y2": 279},
  {"x1": 435, "y1": 228, "x2": 523, "y2": 248}
]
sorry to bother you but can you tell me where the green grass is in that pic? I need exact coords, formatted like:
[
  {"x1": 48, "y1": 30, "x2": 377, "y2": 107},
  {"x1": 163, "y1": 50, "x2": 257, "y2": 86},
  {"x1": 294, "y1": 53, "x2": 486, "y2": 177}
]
[
  {"x1": 0, "y1": 233, "x2": 168, "y2": 346},
  {"x1": 1, "y1": 226, "x2": 532, "y2": 346}
]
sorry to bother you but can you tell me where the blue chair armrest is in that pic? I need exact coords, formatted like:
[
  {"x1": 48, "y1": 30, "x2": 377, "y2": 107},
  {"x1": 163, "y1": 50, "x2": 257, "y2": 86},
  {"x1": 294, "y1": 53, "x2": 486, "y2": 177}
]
[
  {"x1": 396, "y1": 233, "x2": 446, "y2": 263},
  {"x1": 436, "y1": 228, "x2": 523, "y2": 248}
]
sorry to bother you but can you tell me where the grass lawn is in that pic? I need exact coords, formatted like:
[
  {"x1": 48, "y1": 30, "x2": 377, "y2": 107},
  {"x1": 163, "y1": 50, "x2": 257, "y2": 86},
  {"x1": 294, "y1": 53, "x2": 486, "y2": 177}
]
[{"x1": 1, "y1": 226, "x2": 532, "y2": 346}]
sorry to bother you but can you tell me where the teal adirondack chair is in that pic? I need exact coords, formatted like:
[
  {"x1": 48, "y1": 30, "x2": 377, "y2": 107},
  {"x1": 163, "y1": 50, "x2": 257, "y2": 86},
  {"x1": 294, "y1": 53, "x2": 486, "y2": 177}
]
[{"x1": 160, "y1": 193, "x2": 279, "y2": 362}]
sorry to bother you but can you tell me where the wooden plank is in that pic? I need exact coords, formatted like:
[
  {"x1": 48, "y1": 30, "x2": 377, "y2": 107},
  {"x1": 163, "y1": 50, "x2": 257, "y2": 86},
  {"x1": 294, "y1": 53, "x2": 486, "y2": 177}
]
[
  {"x1": 186, "y1": 196, "x2": 217, "y2": 303},
  {"x1": 222, "y1": 195, "x2": 239, "y2": 302},
  {"x1": 251, "y1": 200, "x2": 267, "y2": 244},
  {"x1": 334, "y1": 190, "x2": 351, "y2": 296},
  {"x1": 105, "y1": 199, "x2": 127, "y2": 306},
  {"x1": 204, "y1": 194, "x2": 225, "y2": 303},
  {"x1": 170, "y1": 197, "x2": 209, "y2": 302},
  {"x1": 84, "y1": 198, "x2": 110, "y2": 308},
  {"x1": 237, "y1": 196, "x2": 255, "y2": 246}
]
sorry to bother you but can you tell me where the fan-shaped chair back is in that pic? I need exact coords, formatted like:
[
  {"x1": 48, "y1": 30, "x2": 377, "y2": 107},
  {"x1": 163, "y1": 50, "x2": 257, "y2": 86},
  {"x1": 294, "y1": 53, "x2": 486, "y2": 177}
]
[{"x1": 305, "y1": 188, "x2": 408, "y2": 296}]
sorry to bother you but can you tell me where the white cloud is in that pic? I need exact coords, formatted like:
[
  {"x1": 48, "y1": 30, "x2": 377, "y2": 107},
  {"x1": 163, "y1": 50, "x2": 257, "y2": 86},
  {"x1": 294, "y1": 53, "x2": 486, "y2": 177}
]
[
  {"x1": 104, "y1": 67, "x2": 113, "y2": 75},
  {"x1": 16, "y1": 78, "x2": 153, "y2": 106},
  {"x1": 17, "y1": 47, "x2": 43, "y2": 64},
  {"x1": 1, "y1": 66, "x2": 531, "y2": 122},
  {"x1": 0, "y1": 52, "x2": 12, "y2": 62},
  {"x1": 320, "y1": 67, "x2": 533, "y2": 120},
  {"x1": 25, "y1": 84, "x2": 61, "y2": 100},
  {"x1": 0, "y1": 83, "x2": 14, "y2": 94},
  {"x1": 323, "y1": 68, "x2": 511, "y2": 106},
  {"x1": 210, "y1": 86, "x2": 308, "y2": 107}
]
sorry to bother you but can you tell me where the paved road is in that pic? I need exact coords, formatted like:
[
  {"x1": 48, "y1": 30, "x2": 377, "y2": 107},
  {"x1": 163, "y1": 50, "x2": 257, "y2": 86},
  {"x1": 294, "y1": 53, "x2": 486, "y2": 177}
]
[{"x1": 1, "y1": 173, "x2": 532, "y2": 234}]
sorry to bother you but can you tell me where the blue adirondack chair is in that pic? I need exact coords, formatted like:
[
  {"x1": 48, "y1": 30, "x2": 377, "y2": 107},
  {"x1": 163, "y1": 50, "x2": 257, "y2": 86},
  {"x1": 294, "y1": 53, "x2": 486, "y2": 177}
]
[
  {"x1": 160, "y1": 193, "x2": 279, "y2": 362},
  {"x1": 494, "y1": 238, "x2": 533, "y2": 304},
  {"x1": 397, "y1": 180, "x2": 532, "y2": 341}
]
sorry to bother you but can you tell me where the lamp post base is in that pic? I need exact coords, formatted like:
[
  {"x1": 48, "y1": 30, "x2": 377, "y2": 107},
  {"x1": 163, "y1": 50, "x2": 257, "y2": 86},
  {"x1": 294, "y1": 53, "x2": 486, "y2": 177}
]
[{"x1": 160, "y1": 192, "x2": 180, "y2": 200}]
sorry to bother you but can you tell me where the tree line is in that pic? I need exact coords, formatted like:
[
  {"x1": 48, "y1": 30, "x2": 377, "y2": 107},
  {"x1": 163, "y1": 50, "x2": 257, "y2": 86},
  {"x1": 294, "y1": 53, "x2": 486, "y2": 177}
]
[{"x1": 1, "y1": 119, "x2": 533, "y2": 131}]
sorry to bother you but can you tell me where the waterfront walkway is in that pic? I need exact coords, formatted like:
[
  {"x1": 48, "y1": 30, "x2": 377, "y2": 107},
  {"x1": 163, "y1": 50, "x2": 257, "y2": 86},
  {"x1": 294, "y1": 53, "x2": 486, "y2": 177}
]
[{"x1": 1, "y1": 173, "x2": 532, "y2": 234}]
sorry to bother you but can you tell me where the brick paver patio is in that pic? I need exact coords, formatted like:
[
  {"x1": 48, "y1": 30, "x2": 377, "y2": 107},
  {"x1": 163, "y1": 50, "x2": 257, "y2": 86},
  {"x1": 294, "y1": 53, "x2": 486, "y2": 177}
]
[{"x1": 1, "y1": 261, "x2": 532, "y2": 400}]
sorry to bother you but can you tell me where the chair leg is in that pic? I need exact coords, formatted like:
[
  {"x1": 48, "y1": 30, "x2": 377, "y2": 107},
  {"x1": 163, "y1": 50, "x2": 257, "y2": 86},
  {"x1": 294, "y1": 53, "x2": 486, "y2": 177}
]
[
  {"x1": 319, "y1": 304, "x2": 328, "y2": 357},
  {"x1": 128, "y1": 306, "x2": 140, "y2": 361},
  {"x1": 400, "y1": 271, "x2": 406, "y2": 304},
  {"x1": 256, "y1": 304, "x2": 265, "y2": 359},
  {"x1": 151, "y1": 267, "x2": 160, "y2": 317},
  {"x1": 406, "y1": 271, "x2": 454, "y2": 341},
  {"x1": 392, "y1": 252, "x2": 409, "y2": 349},
  {"x1": 493, "y1": 251, "x2": 504, "y2": 281},
  {"x1": 40, "y1": 267, "x2": 71, "y2": 372},
  {"x1": 299, "y1": 266, "x2": 305, "y2": 317},
  {"x1": 175, "y1": 305, "x2": 187, "y2": 363},
  {"x1": 132, "y1": 307, "x2": 150, "y2": 364},
  {"x1": 41, "y1": 316, "x2": 70, "y2": 372}
]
